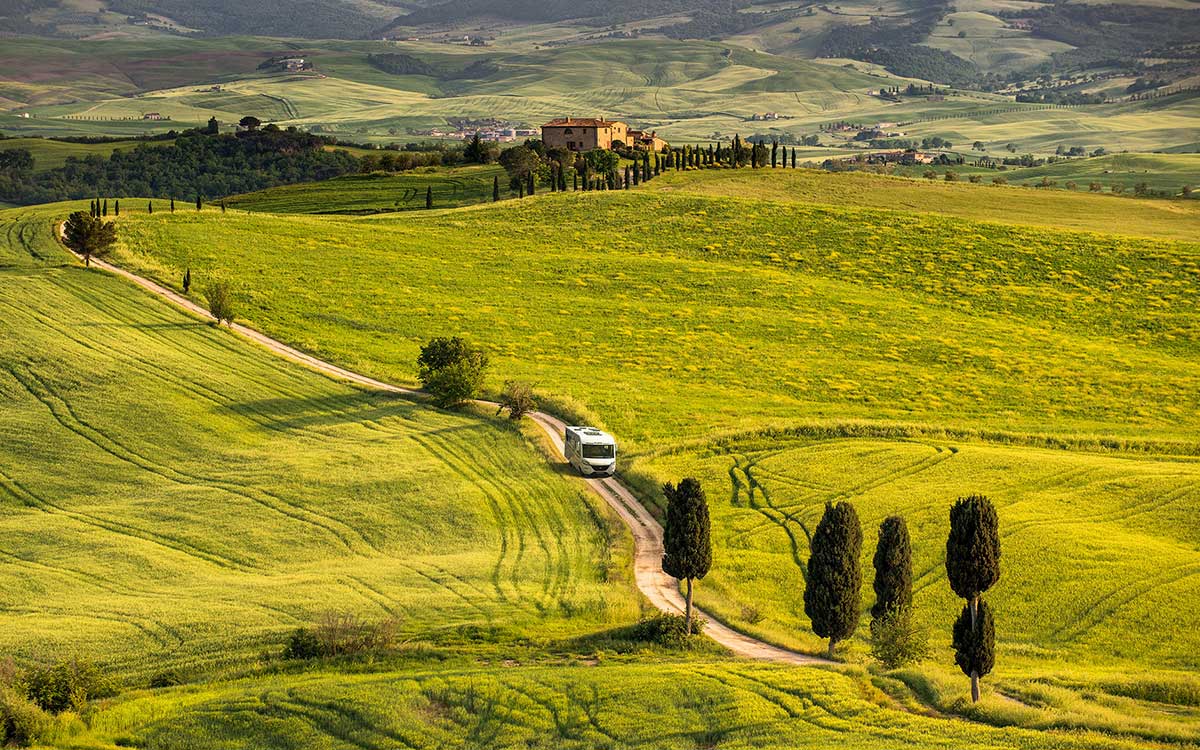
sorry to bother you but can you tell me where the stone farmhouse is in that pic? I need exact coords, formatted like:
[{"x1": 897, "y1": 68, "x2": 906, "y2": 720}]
[{"x1": 541, "y1": 117, "x2": 668, "y2": 152}]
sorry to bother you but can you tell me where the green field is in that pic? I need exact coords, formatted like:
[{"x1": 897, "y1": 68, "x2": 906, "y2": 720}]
[
  {"x1": 226, "y1": 165, "x2": 507, "y2": 214},
  {"x1": 0, "y1": 202, "x2": 641, "y2": 680},
  {"x1": 83, "y1": 170, "x2": 1200, "y2": 743},
  {"x1": 4, "y1": 34, "x2": 1198, "y2": 172},
  {"x1": 0, "y1": 137, "x2": 172, "y2": 172},
  {"x1": 8, "y1": 200, "x2": 1192, "y2": 749},
  {"x1": 645, "y1": 166, "x2": 1200, "y2": 241}
]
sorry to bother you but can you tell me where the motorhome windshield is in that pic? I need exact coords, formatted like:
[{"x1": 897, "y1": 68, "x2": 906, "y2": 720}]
[{"x1": 582, "y1": 444, "x2": 614, "y2": 459}]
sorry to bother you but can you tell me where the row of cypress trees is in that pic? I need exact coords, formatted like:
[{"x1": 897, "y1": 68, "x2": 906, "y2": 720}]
[
  {"x1": 88, "y1": 196, "x2": 225, "y2": 217},
  {"x1": 659, "y1": 137, "x2": 803, "y2": 171},
  {"x1": 803, "y1": 495, "x2": 1000, "y2": 700}
]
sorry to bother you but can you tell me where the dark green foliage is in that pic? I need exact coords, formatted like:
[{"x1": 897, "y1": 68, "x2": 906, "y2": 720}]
[
  {"x1": 101, "y1": 199, "x2": 107, "y2": 216},
  {"x1": 0, "y1": 130, "x2": 359, "y2": 206},
  {"x1": 953, "y1": 601, "x2": 995, "y2": 681},
  {"x1": 662, "y1": 478, "x2": 712, "y2": 633},
  {"x1": 496, "y1": 380, "x2": 536, "y2": 420},
  {"x1": 631, "y1": 613, "x2": 704, "y2": 649},
  {"x1": 871, "y1": 515, "x2": 913, "y2": 621},
  {"x1": 62, "y1": 210, "x2": 116, "y2": 267},
  {"x1": 204, "y1": 281, "x2": 235, "y2": 326},
  {"x1": 20, "y1": 658, "x2": 112, "y2": 714},
  {"x1": 0, "y1": 688, "x2": 48, "y2": 748},
  {"x1": 147, "y1": 200, "x2": 153, "y2": 214},
  {"x1": 870, "y1": 605, "x2": 929, "y2": 669},
  {"x1": 113, "y1": 199, "x2": 119, "y2": 216},
  {"x1": 170, "y1": 198, "x2": 174, "y2": 212},
  {"x1": 493, "y1": 175, "x2": 500, "y2": 201},
  {"x1": 804, "y1": 501, "x2": 862, "y2": 657},
  {"x1": 417, "y1": 336, "x2": 489, "y2": 408},
  {"x1": 425, "y1": 185, "x2": 433, "y2": 209},
  {"x1": 195, "y1": 194, "x2": 202, "y2": 211},
  {"x1": 148, "y1": 670, "x2": 186, "y2": 688},
  {"x1": 284, "y1": 627, "x2": 323, "y2": 659},
  {"x1": 463, "y1": 131, "x2": 496, "y2": 164},
  {"x1": 945, "y1": 495, "x2": 1001, "y2": 601},
  {"x1": 182, "y1": 268, "x2": 191, "y2": 294}
]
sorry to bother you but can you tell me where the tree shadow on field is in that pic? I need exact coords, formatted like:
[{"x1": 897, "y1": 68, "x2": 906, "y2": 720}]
[
  {"x1": 74, "y1": 321, "x2": 210, "y2": 332},
  {"x1": 224, "y1": 391, "x2": 430, "y2": 431}
]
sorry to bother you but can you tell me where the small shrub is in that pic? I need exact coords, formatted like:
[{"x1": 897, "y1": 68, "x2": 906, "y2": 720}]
[
  {"x1": 967, "y1": 174, "x2": 981, "y2": 183},
  {"x1": 0, "y1": 687, "x2": 49, "y2": 748},
  {"x1": 284, "y1": 627, "x2": 323, "y2": 660},
  {"x1": 285, "y1": 612, "x2": 399, "y2": 659},
  {"x1": 991, "y1": 176, "x2": 1007, "y2": 185},
  {"x1": 20, "y1": 658, "x2": 112, "y2": 714},
  {"x1": 740, "y1": 604, "x2": 765, "y2": 624},
  {"x1": 496, "y1": 380, "x2": 537, "y2": 420},
  {"x1": 923, "y1": 169, "x2": 937, "y2": 180},
  {"x1": 870, "y1": 605, "x2": 929, "y2": 669},
  {"x1": 204, "y1": 282, "x2": 236, "y2": 326},
  {"x1": 943, "y1": 171, "x2": 958, "y2": 182},
  {"x1": 148, "y1": 670, "x2": 185, "y2": 689},
  {"x1": 632, "y1": 613, "x2": 703, "y2": 648}
]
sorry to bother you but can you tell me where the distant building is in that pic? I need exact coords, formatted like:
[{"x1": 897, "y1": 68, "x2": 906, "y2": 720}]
[
  {"x1": 142, "y1": 112, "x2": 165, "y2": 120},
  {"x1": 541, "y1": 117, "x2": 668, "y2": 152}
]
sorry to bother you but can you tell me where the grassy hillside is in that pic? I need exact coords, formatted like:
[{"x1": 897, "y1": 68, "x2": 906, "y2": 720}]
[
  {"x1": 0, "y1": 137, "x2": 173, "y2": 173},
  {"x1": 225, "y1": 165, "x2": 506, "y2": 214},
  {"x1": 0, "y1": 203, "x2": 639, "y2": 682},
  {"x1": 6, "y1": 202, "x2": 1190, "y2": 749},
  {"x1": 5, "y1": 35, "x2": 1197, "y2": 167},
  {"x1": 645, "y1": 167, "x2": 1200, "y2": 242},
  {"x1": 98, "y1": 176, "x2": 1200, "y2": 740}
]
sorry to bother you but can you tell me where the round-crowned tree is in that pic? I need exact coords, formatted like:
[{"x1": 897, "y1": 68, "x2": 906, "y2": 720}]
[
  {"x1": 946, "y1": 494, "x2": 1000, "y2": 702},
  {"x1": 804, "y1": 501, "x2": 862, "y2": 658}
]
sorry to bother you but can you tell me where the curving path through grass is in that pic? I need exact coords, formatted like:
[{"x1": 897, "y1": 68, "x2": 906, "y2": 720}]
[{"x1": 58, "y1": 225, "x2": 830, "y2": 667}]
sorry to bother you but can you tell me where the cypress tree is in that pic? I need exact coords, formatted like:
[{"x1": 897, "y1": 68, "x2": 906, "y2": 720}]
[
  {"x1": 493, "y1": 175, "x2": 500, "y2": 202},
  {"x1": 148, "y1": 201, "x2": 153, "y2": 214},
  {"x1": 183, "y1": 267, "x2": 191, "y2": 294},
  {"x1": 426, "y1": 185, "x2": 433, "y2": 208},
  {"x1": 792, "y1": 148, "x2": 797, "y2": 168},
  {"x1": 661, "y1": 478, "x2": 712, "y2": 635},
  {"x1": 654, "y1": 153, "x2": 660, "y2": 176},
  {"x1": 170, "y1": 198, "x2": 175, "y2": 212},
  {"x1": 220, "y1": 201, "x2": 226, "y2": 213},
  {"x1": 573, "y1": 172, "x2": 579, "y2": 191},
  {"x1": 952, "y1": 600, "x2": 995, "y2": 702},
  {"x1": 558, "y1": 165, "x2": 567, "y2": 192},
  {"x1": 114, "y1": 199, "x2": 120, "y2": 216},
  {"x1": 102, "y1": 199, "x2": 108, "y2": 217},
  {"x1": 946, "y1": 494, "x2": 1001, "y2": 702},
  {"x1": 195, "y1": 195, "x2": 202, "y2": 211},
  {"x1": 871, "y1": 516, "x2": 912, "y2": 621},
  {"x1": 733, "y1": 134, "x2": 742, "y2": 167},
  {"x1": 518, "y1": 181, "x2": 524, "y2": 198},
  {"x1": 527, "y1": 171, "x2": 535, "y2": 196},
  {"x1": 632, "y1": 163, "x2": 639, "y2": 186},
  {"x1": 771, "y1": 140, "x2": 778, "y2": 168},
  {"x1": 549, "y1": 164, "x2": 557, "y2": 192},
  {"x1": 804, "y1": 501, "x2": 863, "y2": 658}
]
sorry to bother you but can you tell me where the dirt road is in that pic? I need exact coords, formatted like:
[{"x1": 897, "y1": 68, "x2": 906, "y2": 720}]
[{"x1": 63, "y1": 235, "x2": 830, "y2": 666}]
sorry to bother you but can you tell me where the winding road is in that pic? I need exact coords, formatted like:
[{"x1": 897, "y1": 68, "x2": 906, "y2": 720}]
[{"x1": 62, "y1": 232, "x2": 829, "y2": 667}]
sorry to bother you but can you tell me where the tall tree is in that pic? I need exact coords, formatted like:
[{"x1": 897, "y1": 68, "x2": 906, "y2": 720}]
[
  {"x1": 170, "y1": 198, "x2": 175, "y2": 213},
  {"x1": 771, "y1": 140, "x2": 778, "y2": 168},
  {"x1": 195, "y1": 195, "x2": 202, "y2": 211},
  {"x1": 946, "y1": 494, "x2": 1001, "y2": 701},
  {"x1": 527, "y1": 171, "x2": 535, "y2": 196},
  {"x1": 661, "y1": 478, "x2": 712, "y2": 635},
  {"x1": 114, "y1": 199, "x2": 119, "y2": 216},
  {"x1": 426, "y1": 185, "x2": 433, "y2": 209},
  {"x1": 952, "y1": 600, "x2": 995, "y2": 702},
  {"x1": 102, "y1": 199, "x2": 107, "y2": 217},
  {"x1": 804, "y1": 501, "x2": 863, "y2": 658},
  {"x1": 493, "y1": 175, "x2": 500, "y2": 202},
  {"x1": 872, "y1": 516, "x2": 913, "y2": 621},
  {"x1": 183, "y1": 267, "x2": 191, "y2": 294},
  {"x1": 147, "y1": 201, "x2": 153, "y2": 214},
  {"x1": 62, "y1": 211, "x2": 117, "y2": 268}
]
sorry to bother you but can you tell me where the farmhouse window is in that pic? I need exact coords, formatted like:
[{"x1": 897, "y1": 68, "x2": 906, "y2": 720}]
[{"x1": 564, "y1": 128, "x2": 573, "y2": 134}]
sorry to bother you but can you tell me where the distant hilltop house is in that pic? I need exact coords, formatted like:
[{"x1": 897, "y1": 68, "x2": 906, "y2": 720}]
[
  {"x1": 258, "y1": 56, "x2": 314, "y2": 73},
  {"x1": 142, "y1": 112, "x2": 167, "y2": 120},
  {"x1": 540, "y1": 117, "x2": 668, "y2": 152}
]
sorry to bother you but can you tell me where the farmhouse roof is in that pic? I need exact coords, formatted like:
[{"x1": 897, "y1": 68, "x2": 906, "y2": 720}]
[{"x1": 542, "y1": 117, "x2": 623, "y2": 128}]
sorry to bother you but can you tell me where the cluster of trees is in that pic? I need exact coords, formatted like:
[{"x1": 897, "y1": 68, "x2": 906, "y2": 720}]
[
  {"x1": 1015, "y1": 90, "x2": 1106, "y2": 105},
  {"x1": 366, "y1": 53, "x2": 498, "y2": 80},
  {"x1": 0, "y1": 126, "x2": 359, "y2": 206},
  {"x1": 802, "y1": 496, "x2": 1000, "y2": 701},
  {"x1": 654, "y1": 474, "x2": 1002, "y2": 701}
]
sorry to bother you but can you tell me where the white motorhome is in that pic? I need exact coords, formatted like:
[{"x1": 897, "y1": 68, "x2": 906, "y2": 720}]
[{"x1": 563, "y1": 426, "x2": 616, "y2": 477}]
